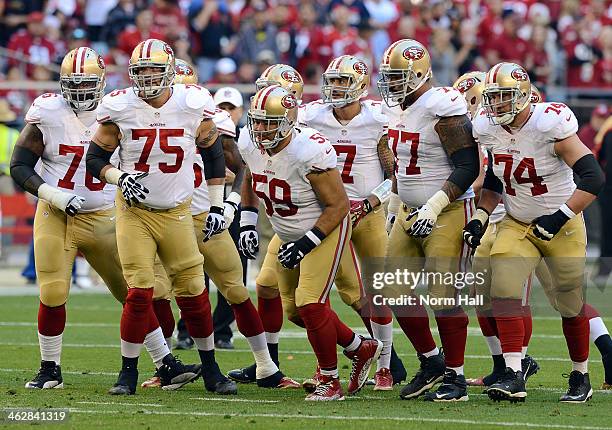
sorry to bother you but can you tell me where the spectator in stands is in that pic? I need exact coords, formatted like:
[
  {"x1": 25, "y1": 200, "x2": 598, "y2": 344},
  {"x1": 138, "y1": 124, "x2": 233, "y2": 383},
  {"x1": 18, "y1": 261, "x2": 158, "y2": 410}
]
[
  {"x1": 317, "y1": 4, "x2": 361, "y2": 67},
  {"x1": 557, "y1": 0, "x2": 582, "y2": 34},
  {"x1": 209, "y1": 57, "x2": 237, "y2": 85},
  {"x1": 236, "y1": 60, "x2": 257, "y2": 84},
  {"x1": 595, "y1": 26, "x2": 612, "y2": 87},
  {"x1": 524, "y1": 24, "x2": 553, "y2": 87},
  {"x1": 214, "y1": 86, "x2": 244, "y2": 128},
  {"x1": 117, "y1": 9, "x2": 166, "y2": 56},
  {"x1": 170, "y1": 32, "x2": 194, "y2": 66},
  {"x1": 255, "y1": 50, "x2": 276, "y2": 77},
  {"x1": 190, "y1": 0, "x2": 236, "y2": 84},
  {"x1": 477, "y1": 0, "x2": 505, "y2": 54},
  {"x1": 102, "y1": 0, "x2": 140, "y2": 48},
  {"x1": 429, "y1": 27, "x2": 457, "y2": 87},
  {"x1": 0, "y1": 0, "x2": 44, "y2": 46},
  {"x1": 364, "y1": 0, "x2": 398, "y2": 66},
  {"x1": 579, "y1": 104, "x2": 610, "y2": 152},
  {"x1": 151, "y1": 0, "x2": 188, "y2": 41},
  {"x1": 84, "y1": 0, "x2": 119, "y2": 43},
  {"x1": 485, "y1": 9, "x2": 528, "y2": 66},
  {"x1": 328, "y1": 0, "x2": 370, "y2": 28},
  {"x1": 7, "y1": 12, "x2": 56, "y2": 79},
  {"x1": 103, "y1": 46, "x2": 130, "y2": 91},
  {"x1": 565, "y1": 17, "x2": 603, "y2": 87},
  {"x1": 233, "y1": 1, "x2": 279, "y2": 66},
  {"x1": 452, "y1": 19, "x2": 487, "y2": 75}
]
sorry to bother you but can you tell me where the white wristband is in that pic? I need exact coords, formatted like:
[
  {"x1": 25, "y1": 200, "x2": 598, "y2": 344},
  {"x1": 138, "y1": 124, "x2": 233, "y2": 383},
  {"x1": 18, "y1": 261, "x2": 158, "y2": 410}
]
[
  {"x1": 305, "y1": 229, "x2": 323, "y2": 247},
  {"x1": 104, "y1": 167, "x2": 124, "y2": 185},
  {"x1": 388, "y1": 192, "x2": 401, "y2": 215},
  {"x1": 225, "y1": 191, "x2": 241, "y2": 206},
  {"x1": 208, "y1": 184, "x2": 224, "y2": 207},
  {"x1": 371, "y1": 179, "x2": 392, "y2": 205},
  {"x1": 240, "y1": 209, "x2": 258, "y2": 227},
  {"x1": 559, "y1": 203, "x2": 576, "y2": 219},
  {"x1": 472, "y1": 208, "x2": 489, "y2": 225},
  {"x1": 426, "y1": 190, "x2": 451, "y2": 217}
]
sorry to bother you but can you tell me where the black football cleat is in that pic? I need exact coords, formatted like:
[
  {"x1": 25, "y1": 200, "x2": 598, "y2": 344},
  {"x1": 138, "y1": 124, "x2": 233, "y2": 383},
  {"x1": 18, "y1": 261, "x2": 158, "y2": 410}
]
[
  {"x1": 214, "y1": 339, "x2": 234, "y2": 350},
  {"x1": 559, "y1": 371, "x2": 593, "y2": 403},
  {"x1": 390, "y1": 345, "x2": 407, "y2": 385},
  {"x1": 227, "y1": 363, "x2": 257, "y2": 383},
  {"x1": 602, "y1": 352, "x2": 612, "y2": 389},
  {"x1": 204, "y1": 375, "x2": 238, "y2": 395},
  {"x1": 175, "y1": 336, "x2": 194, "y2": 350},
  {"x1": 521, "y1": 354, "x2": 540, "y2": 382},
  {"x1": 400, "y1": 350, "x2": 445, "y2": 399},
  {"x1": 157, "y1": 355, "x2": 201, "y2": 391},
  {"x1": 423, "y1": 369, "x2": 469, "y2": 402},
  {"x1": 25, "y1": 361, "x2": 63, "y2": 389},
  {"x1": 108, "y1": 368, "x2": 138, "y2": 395},
  {"x1": 487, "y1": 368, "x2": 526, "y2": 403}
]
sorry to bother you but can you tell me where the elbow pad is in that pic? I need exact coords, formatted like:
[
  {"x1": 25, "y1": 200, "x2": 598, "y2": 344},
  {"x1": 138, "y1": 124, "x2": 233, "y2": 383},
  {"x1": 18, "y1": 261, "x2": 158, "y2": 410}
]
[
  {"x1": 86, "y1": 142, "x2": 114, "y2": 180},
  {"x1": 482, "y1": 165, "x2": 503, "y2": 194},
  {"x1": 448, "y1": 146, "x2": 480, "y2": 192},
  {"x1": 572, "y1": 154, "x2": 605, "y2": 196},
  {"x1": 200, "y1": 135, "x2": 226, "y2": 180},
  {"x1": 10, "y1": 146, "x2": 44, "y2": 195}
]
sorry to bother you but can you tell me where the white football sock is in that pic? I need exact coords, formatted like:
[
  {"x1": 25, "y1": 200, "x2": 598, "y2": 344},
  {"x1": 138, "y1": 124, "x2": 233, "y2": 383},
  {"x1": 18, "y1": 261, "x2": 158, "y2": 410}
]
[
  {"x1": 485, "y1": 336, "x2": 502, "y2": 355},
  {"x1": 448, "y1": 365, "x2": 464, "y2": 375},
  {"x1": 320, "y1": 368, "x2": 339, "y2": 378},
  {"x1": 589, "y1": 317, "x2": 609, "y2": 342},
  {"x1": 344, "y1": 333, "x2": 361, "y2": 353},
  {"x1": 371, "y1": 320, "x2": 393, "y2": 370},
  {"x1": 193, "y1": 334, "x2": 214, "y2": 351},
  {"x1": 246, "y1": 333, "x2": 278, "y2": 379},
  {"x1": 38, "y1": 333, "x2": 62, "y2": 365},
  {"x1": 503, "y1": 352, "x2": 522, "y2": 372},
  {"x1": 265, "y1": 331, "x2": 280, "y2": 344},
  {"x1": 143, "y1": 327, "x2": 170, "y2": 368},
  {"x1": 120, "y1": 339, "x2": 143, "y2": 358},
  {"x1": 423, "y1": 347, "x2": 440, "y2": 358},
  {"x1": 521, "y1": 346, "x2": 528, "y2": 359},
  {"x1": 572, "y1": 360, "x2": 588, "y2": 374}
]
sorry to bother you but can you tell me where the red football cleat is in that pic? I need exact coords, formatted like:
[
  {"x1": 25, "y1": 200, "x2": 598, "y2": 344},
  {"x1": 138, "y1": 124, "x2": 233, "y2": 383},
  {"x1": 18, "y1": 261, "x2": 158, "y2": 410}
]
[
  {"x1": 302, "y1": 366, "x2": 321, "y2": 393},
  {"x1": 305, "y1": 374, "x2": 345, "y2": 401},
  {"x1": 277, "y1": 376, "x2": 301, "y2": 389},
  {"x1": 141, "y1": 375, "x2": 161, "y2": 388},
  {"x1": 346, "y1": 338, "x2": 383, "y2": 395},
  {"x1": 374, "y1": 368, "x2": 393, "y2": 391}
]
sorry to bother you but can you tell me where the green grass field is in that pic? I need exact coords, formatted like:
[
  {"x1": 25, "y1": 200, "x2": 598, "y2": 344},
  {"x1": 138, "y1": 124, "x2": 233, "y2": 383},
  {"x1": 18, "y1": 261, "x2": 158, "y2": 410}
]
[{"x1": 1, "y1": 292, "x2": 611, "y2": 430}]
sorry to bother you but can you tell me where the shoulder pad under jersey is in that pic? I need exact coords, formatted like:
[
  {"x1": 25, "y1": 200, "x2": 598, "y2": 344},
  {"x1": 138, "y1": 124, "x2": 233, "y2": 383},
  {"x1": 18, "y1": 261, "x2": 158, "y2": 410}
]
[
  {"x1": 179, "y1": 84, "x2": 216, "y2": 118},
  {"x1": 426, "y1": 87, "x2": 468, "y2": 118},
  {"x1": 25, "y1": 93, "x2": 65, "y2": 125},
  {"x1": 212, "y1": 109, "x2": 236, "y2": 138},
  {"x1": 535, "y1": 103, "x2": 578, "y2": 140},
  {"x1": 298, "y1": 100, "x2": 327, "y2": 125}
]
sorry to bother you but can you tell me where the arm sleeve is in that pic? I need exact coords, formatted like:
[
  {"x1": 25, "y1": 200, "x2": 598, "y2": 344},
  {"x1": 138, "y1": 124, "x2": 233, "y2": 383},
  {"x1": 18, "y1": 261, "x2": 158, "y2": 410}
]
[
  {"x1": 10, "y1": 146, "x2": 44, "y2": 195},
  {"x1": 200, "y1": 135, "x2": 226, "y2": 180},
  {"x1": 572, "y1": 153, "x2": 605, "y2": 196}
]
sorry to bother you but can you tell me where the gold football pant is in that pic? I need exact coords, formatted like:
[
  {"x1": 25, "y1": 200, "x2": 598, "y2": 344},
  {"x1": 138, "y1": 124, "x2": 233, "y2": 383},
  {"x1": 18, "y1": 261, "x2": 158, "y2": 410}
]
[
  {"x1": 384, "y1": 199, "x2": 474, "y2": 311},
  {"x1": 115, "y1": 193, "x2": 204, "y2": 297},
  {"x1": 489, "y1": 214, "x2": 587, "y2": 317},
  {"x1": 34, "y1": 200, "x2": 126, "y2": 307},
  {"x1": 153, "y1": 212, "x2": 250, "y2": 305}
]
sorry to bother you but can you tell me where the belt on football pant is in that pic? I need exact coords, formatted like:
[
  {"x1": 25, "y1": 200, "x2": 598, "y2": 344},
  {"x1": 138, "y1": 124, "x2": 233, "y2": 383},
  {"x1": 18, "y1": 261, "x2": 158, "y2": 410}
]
[{"x1": 131, "y1": 202, "x2": 174, "y2": 213}]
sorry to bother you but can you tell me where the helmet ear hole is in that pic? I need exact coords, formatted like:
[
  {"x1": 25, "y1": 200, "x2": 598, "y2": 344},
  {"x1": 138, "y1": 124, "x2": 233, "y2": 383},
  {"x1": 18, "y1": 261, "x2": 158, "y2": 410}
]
[
  {"x1": 416, "y1": 72, "x2": 422, "y2": 77},
  {"x1": 470, "y1": 96, "x2": 476, "y2": 106}
]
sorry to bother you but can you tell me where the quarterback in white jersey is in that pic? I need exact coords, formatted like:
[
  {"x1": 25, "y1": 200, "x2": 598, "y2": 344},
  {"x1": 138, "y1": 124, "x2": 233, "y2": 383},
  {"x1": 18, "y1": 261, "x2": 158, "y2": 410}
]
[
  {"x1": 240, "y1": 85, "x2": 383, "y2": 401},
  {"x1": 298, "y1": 55, "x2": 399, "y2": 390},
  {"x1": 377, "y1": 39, "x2": 480, "y2": 402},
  {"x1": 86, "y1": 39, "x2": 236, "y2": 395},
  {"x1": 465, "y1": 62, "x2": 604, "y2": 403}
]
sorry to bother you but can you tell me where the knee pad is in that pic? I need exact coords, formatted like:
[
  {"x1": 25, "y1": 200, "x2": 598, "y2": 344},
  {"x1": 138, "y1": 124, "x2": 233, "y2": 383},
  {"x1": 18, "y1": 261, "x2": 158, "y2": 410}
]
[
  {"x1": 39, "y1": 280, "x2": 70, "y2": 307},
  {"x1": 218, "y1": 283, "x2": 249, "y2": 305},
  {"x1": 172, "y1": 265, "x2": 205, "y2": 297},
  {"x1": 255, "y1": 266, "x2": 277, "y2": 288},
  {"x1": 123, "y1": 262, "x2": 155, "y2": 290},
  {"x1": 256, "y1": 284, "x2": 279, "y2": 299}
]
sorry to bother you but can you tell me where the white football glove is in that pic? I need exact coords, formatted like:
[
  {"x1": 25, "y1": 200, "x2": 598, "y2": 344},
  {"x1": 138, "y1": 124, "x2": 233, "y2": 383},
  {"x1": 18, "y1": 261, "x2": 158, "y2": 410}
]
[
  {"x1": 223, "y1": 191, "x2": 241, "y2": 228},
  {"x1": 203, "y1": 206, "x2": 225, "y2": 241},
  {"x1": 118, "y1": 172, "x2": 149, "y2": 206},
  {"x1": 238, "y1": 208, "x2": 259, "y2": 259},
  {"x1": 407, "y1": 190, "x2": 450, "y2": 238},
  {"x1": 38, "y1": 184, "x2": 85, "y2": 216},
  {"x1": 386, "y1": 192, "x2": 401, "y2": 234}
]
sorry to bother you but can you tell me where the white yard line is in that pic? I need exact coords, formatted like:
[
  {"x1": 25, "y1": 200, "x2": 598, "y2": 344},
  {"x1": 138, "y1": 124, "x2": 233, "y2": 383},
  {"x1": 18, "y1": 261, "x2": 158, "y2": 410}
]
[
  {"x1": 66, "y1": 408, "x2": 612, "y2": 430},
  {"x1": 76, "y1": 401, "x2": 164, "y2": 408},
  {"x1": 189, "y1": 397, "x2": 279, "y2": 403}
]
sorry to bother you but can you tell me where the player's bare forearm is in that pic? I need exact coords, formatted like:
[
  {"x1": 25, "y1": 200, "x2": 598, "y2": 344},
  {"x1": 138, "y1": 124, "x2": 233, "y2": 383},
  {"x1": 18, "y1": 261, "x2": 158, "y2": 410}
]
[
  {"x1": 392, "y1": 175, "x2": 398, "y2": 194},
  {"x1": 10, "y1": 123, "x2": 45, "y2": 195},
  {"x1": 478, "y1": 188, "x2": 502, "y2": 215},
  {"x1": 221, "y1": 134, "x2": 245, "y2": 192},
  {"x1": 308, "y1": 168, "x2": 349, "y2": 236},
  {"x1": 241, "y1": 167, "x2": 260, "y2": 207},
  {"x1": 196, "y1": 119, "x2": 219, "y2": 148},
  {"x1": 377, "y1": 134, "x2": 395, "y2": 180},
  {"x1": 231, "y1": 167, "x2": 245, "y2": 194},
  {"x1": 565, "y1": 190, "x2": 597, "y2": 215},
  {"x1": 435, "y1": 115, "x2": 480, "y2": 201},
  {"x1": 14, "y1": 123, "x2": 44, "y2": 156}
]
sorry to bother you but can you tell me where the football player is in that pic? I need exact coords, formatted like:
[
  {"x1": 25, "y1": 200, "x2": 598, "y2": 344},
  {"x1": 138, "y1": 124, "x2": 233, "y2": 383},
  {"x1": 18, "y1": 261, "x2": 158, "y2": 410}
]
[
  {"x1": 10, "y1": 47, "x2": 199, "y2": 391},
  {"x1": 144, "y1": 59, "x2": 299, "y2": 390},
  {"x1": 378, "y1": 39, "x2": 480, "y2": 401},
  {"x1": 239, "y1": 85, "x2": 382, "y2": 401},
  {"x1": 466, "y1": 62, "x2": 604, "y2": 403},
  {"x1": 86, "y1": 39, "x2": 235, "y2": 395},
  {"x1": 297, "y1": 55, "x2": 397, "y2": 390},
  {"x1": 463, "y1": 77, "x2": 612, "y2": 391}
]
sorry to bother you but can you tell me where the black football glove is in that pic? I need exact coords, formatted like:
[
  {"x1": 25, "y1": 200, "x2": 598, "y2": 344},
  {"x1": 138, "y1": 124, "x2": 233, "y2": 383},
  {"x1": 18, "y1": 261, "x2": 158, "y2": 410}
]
[
  {"x1": 203, "y1": 206, "x2": 225, "y2": 241},
  {"x1": 532, "y1": 209, "x2": 570, "y2": 241},
  {"x1": 239, "y1": 225, "x2": 259, "y2": 259},
  {"x1": 463, "y1": 208, "x2": 490, "y2": 249},
  {"x1": 118, "y1": 172, "x2": 149, "y2": 206},
  {"x1": 278, "y1": 229, "x2": 325, "y2": 269}
]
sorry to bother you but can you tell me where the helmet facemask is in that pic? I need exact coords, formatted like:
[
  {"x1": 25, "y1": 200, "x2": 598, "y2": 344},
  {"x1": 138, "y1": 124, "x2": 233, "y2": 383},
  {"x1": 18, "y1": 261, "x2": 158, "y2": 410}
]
[
  {"x1": 247, "y1": 111, "x2": 294, "y2": 151},
  {"x1": 60, "y1": 74, "x2": 105, "y2": 111},
  {"x1": 482, "y1": 86, "x2": 528, "y2": 125},
  {"x1": 129, "y1": 62, "x2": 175, "y2": 100},
  {"x1": 377, "y1": 65, "x2": 431, "y2": 107}
]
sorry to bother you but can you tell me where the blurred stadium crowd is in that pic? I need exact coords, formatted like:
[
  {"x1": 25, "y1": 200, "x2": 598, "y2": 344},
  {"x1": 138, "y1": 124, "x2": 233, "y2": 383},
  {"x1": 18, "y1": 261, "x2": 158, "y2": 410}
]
[{"x1": 0, "y1": 0, "x2": 611, "y2": 123}]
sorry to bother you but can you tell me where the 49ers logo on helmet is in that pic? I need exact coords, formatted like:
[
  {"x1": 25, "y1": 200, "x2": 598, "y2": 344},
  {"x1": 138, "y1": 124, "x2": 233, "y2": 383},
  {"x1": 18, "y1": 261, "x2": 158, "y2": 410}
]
[
  {"x1": 281, "y1": 94, "x2": 297, "y2": 109},
  {"x1": 511, "y1": 68, "x2": 528, "y2": 81},
  {"x1": 402, "y1": 46, "x2": 424, "y2": 61},
  {"x1": 456, "y1": 77, "x2": 475, "y2": 94},
  {"x1": 353, "y1": 61, "x2": 368, "y2": 75},
  {"x1": 281, "y1": 70, "x2": 301, "y2": 83},
  {"x1": 163, "y1": 43, "x2": 174, "y2": 56},
  {"x1": 529, "y1": 90, "x2": 540, "y2": 103},
  {"x1": 176, "y1": 64, "x2": 193, "y2": 75},
  {"x1": 97, "y1": 55, "x2": 105, "y2": 69}
]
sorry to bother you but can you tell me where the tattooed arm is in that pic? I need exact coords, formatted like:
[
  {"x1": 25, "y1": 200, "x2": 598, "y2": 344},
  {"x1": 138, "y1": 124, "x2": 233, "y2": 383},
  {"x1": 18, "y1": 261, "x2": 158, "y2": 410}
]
[
  {"x1": 221, "y1": 133, "x2": 245, "y2": 194},
  {"x1": 377, "y1": 133, "x2": 395, "y2": 180},
  {"x1": 434, "y1": 114, "x2": 480, "y2": 202}
]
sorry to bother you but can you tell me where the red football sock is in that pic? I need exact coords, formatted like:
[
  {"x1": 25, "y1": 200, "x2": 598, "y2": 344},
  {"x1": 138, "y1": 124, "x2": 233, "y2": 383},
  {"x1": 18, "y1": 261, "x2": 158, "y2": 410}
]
[
  {"x1": 231, "y1": 299, "x2": 264, "y2": 338},
  {"x1": 258, "y1": 295, "x2": 283, "y2": 333},
  {"x1": 492, "y1": 298, "x2": 523, "y2": 353},
  {"x1": 476, "y1": 311, "x2": 498, "y2": 337},
  {"x1": 583, "y1": 303, "x2": 600, "y2": 319},
  {"x1": 120, "y1": 288, "x2": 153, "y2": 344},
  {"x1": 392, "y1": 303, "x2": 436, "y2": 354},
  {"x1": 38, "y1": 302, "x2": 66, "y2": 336},
  {"x1": 298, "y1": 303, "x2": 338, "y2": 370},
  {"x1": 562, "y1": 306, "x2": 589, "y2": 363},
  {"x1": 370, "y1": 300, "x2": 392, "y2": 325},
  {"x1": 332, "y1": 309, "x2": 358, "y2": 347},
  {"x1": 175, "y1": 291, "x2": 213, "y2": 339},
  {"x1": 435, "y1": 307, "x2": 469, "y2": 368},
  {"x1": 522, "y1": 305, "x2": 532, "y2": 347},
  {"x1": 152, "y1": 299, "x2": 175, "y2": 339}
]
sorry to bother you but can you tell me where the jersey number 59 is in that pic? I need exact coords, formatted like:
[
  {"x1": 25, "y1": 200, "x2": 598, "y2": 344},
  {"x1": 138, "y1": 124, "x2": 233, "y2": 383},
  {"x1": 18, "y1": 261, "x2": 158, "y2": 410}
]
[{"x1": 251, "y1": 174, "x2": 298, "y2": 217}]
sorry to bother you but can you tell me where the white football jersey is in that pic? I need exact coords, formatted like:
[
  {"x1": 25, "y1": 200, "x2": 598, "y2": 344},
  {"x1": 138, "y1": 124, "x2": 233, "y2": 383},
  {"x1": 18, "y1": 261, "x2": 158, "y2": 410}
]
[
  {"x1": 473, "y1": 102, "x2": 578, "y2": 223},
  {"x1": 191, "y1": 109, "x2": 236, "y2": 215},
  {"x1": 25, "y1": 93, "x2": 115, "y2": 212},
  {"x1": 96, "y1": 84, "x2": 216, "y2": 209},
  {"x1": 478, "y1": 134, "x2": 506, "y2": 224},
  {"x1": 298, "y1": 100, "x2": 387, "y2": 200},
  {"x1": 238, "y1": 126, "x2": 337, "y2": 242},
  {"x1": 383, "y1": 86, "x2": 475, "y2": 207}
]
